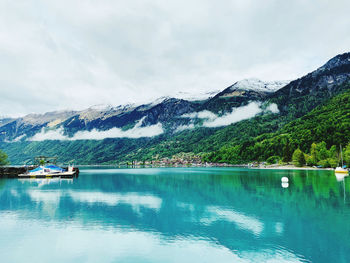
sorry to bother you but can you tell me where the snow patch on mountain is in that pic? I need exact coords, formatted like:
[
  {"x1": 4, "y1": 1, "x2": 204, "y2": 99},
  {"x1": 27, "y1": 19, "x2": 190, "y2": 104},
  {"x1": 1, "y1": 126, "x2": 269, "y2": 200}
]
[
  {"x1": 146, "y1": 96, "x2": 171, "y2": 108},
  {"x1": 173, "y1": 90, "x2": 221, "y2": 101},
  {"x1": 87, "y1": 104, "x2": 114, "y2": 111},
  {"x1": 229, "y1": 78, "x2": 290, "y2": 92}
]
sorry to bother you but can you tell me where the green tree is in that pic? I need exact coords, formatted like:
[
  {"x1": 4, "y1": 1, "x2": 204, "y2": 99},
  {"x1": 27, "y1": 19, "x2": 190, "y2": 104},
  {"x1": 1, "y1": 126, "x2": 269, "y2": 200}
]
[
  {"x1": 266, "y1": 156, "x2": 281, "y2": 165},
  {"x1": 329, "y1": 145, "x2": 337, "y2": 159},
  {"x1": 316, "y1": 141, "x2": 328, "y2": 161},
  {"x1": 344, "y1": 143, "x2": 350, "y2": 166},
  {"x1": 0, "y1": 149, "x2": 9, "y2": 166},
  {"x1": 327, "y1": 145, "x2": 338, "y2": 168},
  {"x1": 309, "y1": 143, "x2": 318, "y2": 165},
  {"x1": 292, "y1": 148, "x2": 305, "y2": 167},
  {"x1": 282, "y1": 139, "x2": 292, "y2": 162},
  {"x1": 328, "y1": 158, "x2": 338, "y2": 168}
]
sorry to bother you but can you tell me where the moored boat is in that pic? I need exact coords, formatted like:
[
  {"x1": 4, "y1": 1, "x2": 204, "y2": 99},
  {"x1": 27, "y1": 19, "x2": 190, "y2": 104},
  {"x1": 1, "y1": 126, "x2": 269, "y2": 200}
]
[
  {"x1": 335, "y1": 167, "x2": 349, "y2": 174},
  {"x1": 19, "y1": 165, "x2": 76, "y2": 178},
  {"x1": 335, "y1": 145, "x2": 349, "y2": 175}
]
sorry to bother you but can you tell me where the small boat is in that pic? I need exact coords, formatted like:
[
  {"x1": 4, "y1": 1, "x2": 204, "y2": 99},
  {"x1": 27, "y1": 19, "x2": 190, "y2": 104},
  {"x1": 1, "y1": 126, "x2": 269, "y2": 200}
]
[
  {"x1": 19, "y1": 165, "x2": 76, "y2": 178},
  {"x1": 335, "y1": 167, "x2": 349, "y2": 174},
  {"x1": 335, "y1": 145, "x2": 348, "y2": 175}
]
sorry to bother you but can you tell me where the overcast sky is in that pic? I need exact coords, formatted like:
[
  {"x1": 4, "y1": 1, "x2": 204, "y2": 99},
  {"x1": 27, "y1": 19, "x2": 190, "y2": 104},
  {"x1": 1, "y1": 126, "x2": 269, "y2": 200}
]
[{"x1": 1, "y1": 0, "x2": 350, "y2": 117}]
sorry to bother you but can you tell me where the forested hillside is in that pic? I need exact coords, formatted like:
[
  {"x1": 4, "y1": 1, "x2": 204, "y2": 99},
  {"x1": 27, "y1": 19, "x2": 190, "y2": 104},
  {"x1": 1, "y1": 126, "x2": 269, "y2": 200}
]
[
  {"x1": 204, "y1": 89, "x2": 350, "y2": 165},
  {"x1": 0, "y1": 53, "x2": 350, "y2": 165},
  {"x1": 1, "y1": 87, "x2": 349, "y2": 166}
]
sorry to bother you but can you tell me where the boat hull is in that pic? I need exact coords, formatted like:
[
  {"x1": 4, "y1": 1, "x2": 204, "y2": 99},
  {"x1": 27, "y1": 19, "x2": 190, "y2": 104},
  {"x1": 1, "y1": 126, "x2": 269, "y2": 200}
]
[
  {"x1": 335, "y1": 171, "x2": 349, "y2": 174},
  {"x1": 18, "y1": 171, "x2": 76, "y2": 178}
]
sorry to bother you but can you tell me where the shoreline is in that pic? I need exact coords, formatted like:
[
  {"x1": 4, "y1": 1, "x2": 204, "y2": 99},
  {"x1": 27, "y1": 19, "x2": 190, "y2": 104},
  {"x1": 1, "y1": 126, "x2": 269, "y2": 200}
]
[
  {"x1": 252, "y1": 164, "x2": 334, "y2": 171},
  {"x1": 77, "y1": 163, "x2": 335, "y2": 171},
  {"x1": 2, "y1": 163, "x2": 336, "y2": 172}
]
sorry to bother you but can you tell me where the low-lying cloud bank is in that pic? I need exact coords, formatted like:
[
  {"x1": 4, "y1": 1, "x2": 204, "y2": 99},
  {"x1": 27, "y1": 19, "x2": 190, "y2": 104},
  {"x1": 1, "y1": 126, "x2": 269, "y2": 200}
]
[
  {"x1": 27, "y1": 102, "x2": 278, "y2": 140},
  {"x1": 177, "y1": 102, "x2": 279, "y2": 131},
  {"x1": 29, "y1": 118, "x2": 163, "y2": 141},
  {"x1": 30, "y1": 128, "x2": 68, "y2": 141},
  {"x1": 203, "y1": 102, "x2": 262, "y2": 128},
  {"x1": 181, "y1": 110, "x2": 217, "y2": 120}
]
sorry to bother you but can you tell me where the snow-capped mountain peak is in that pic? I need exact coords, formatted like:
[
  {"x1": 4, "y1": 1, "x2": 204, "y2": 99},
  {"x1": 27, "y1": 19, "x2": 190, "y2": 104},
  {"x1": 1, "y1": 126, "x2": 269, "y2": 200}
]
[
  {"x1": 172, "y1": 90, "x2": 221, "y2": 101},
  {"x1": 230, "y1": 78, "x2": 290, "y2": 93}
]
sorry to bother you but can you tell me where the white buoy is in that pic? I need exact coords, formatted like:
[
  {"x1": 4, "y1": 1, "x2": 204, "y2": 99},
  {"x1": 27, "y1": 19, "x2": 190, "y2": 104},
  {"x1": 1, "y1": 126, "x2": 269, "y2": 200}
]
[
  {"x1": 281, "y1": 177, "x2": 289, "y2": 183},
  {"x1": 281, "y1": 182, "x2": 289, "y2": 188}
]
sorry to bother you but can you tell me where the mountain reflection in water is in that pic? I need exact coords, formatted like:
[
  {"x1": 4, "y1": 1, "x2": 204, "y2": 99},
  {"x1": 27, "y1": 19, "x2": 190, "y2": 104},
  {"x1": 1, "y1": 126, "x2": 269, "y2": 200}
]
[{"x1": 0, "y1": 167, "x2": 349, "y2": 263}]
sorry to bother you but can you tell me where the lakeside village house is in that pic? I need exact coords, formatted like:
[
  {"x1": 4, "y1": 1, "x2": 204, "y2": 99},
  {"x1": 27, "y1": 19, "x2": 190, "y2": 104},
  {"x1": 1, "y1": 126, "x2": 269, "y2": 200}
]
[
  {"x1": 123, "y1": 154, "x2": 203, "y2": 167},
  {"x1": 122, "y1": 155, "x2": 234, "y2": 167}
]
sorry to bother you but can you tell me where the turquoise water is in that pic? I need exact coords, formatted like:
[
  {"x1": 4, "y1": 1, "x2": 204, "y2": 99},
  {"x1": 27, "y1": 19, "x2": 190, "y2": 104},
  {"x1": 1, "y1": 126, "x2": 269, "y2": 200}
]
[{"x1": 0, "y1": 167, "x2": 349, "y2": 262}]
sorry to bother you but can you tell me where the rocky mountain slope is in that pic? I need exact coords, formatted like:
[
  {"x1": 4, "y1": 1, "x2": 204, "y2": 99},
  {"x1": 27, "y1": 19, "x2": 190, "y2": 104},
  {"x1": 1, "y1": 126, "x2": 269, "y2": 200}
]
[
  {"x1": 1, "y1": 52, "x2": 350, "y2": 164},
  {"x1": 271, "y1": 52, "x2": 350, "y2": 118},
  {"x1": 0, "y1": 79, "x2": 287, "y2": 142},
  {"x1": 201, "y1": 79, "x2": 289, "y2": 113}
]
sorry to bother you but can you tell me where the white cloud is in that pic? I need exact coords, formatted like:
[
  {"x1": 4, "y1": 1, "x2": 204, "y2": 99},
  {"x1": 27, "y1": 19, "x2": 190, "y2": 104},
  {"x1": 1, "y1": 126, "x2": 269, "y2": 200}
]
[
  {"x1": 203, "y1": 102, "x2": 262, "y2": 128},
  {"x1": 29, "y1": 118, "x2": 163, "y2": 141},
  {"x1": 0, "y1": 212, "x2": 305, "y2": 263},
  {"x1": 266, "y1": 103, "x2": 279, "y2": 114},
  {"x1": 69, "y1": 191, "x2": 162, "y2": 211},
  {"x1": 29, "y1": 127, "x2": 69, "y2": 141},
  {"x1": 72, "y1": 122, "x2": 163, "y2": 140},
  {"x1": 202, "y1": 206, "x2": 264, "y2": 236},
  {"x1": 0, "y1": 0, "x2": 350, "y2": 116},
  {"x1": 175, "y1": 123, "x2": 195, "y2": 132},
  {"x1": 177, "y1": 102, "x2": 279, "y2": 131},
  {"x1": 182, "y1": 110, "x2": 217, "y2": 120},
  {"x1": 28, "y1": 190, "x2": 62, "y2": 204},
  {"x1": 10, "y1": 134, "x2": 26, "y2": 142}
]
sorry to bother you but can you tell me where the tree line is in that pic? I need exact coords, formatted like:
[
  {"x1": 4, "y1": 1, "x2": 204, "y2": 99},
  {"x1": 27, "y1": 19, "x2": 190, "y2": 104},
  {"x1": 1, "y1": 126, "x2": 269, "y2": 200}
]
[
  {"x1": 292, "y1": 142, "x2": 350, "y2": 167},
  {"x1": 0, "y1": 149, "x2": 9, "y2": 166}
]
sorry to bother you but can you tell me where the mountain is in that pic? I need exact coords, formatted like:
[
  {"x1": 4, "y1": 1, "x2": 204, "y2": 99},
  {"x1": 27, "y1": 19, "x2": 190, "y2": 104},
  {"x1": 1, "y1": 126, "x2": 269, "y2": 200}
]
[
  {"x1": 271, "y1": 52, "x2": 350, "y2": 118},
  {"x1": 204, "y1": 89, "x2": 350, "y2": 164},
  {"x1": 201, "y1": 79, "x2": 289, "y2": 113},
  {"x1": 172, "y1": 90, "x2": 221, "y2": 101},
  {"x1": 1, "y1": 52, "x2": 350, "y2": 165},
  {"x1": 0, "y1": 110, "x2": 78, "y2": 142},
  {"x1": 0, "y1": 79, "x2": 282, "y2": 142}
]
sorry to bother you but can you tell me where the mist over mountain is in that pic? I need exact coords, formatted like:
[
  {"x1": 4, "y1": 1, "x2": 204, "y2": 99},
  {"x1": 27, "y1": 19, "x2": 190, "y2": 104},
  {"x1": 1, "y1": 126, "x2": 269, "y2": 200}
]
[
  {"x1": 1, "y1": 52, "x2": 350, "y2": 164},
  {"x1": 0, "y1": 79, "x2": 286, "y2": 142}
]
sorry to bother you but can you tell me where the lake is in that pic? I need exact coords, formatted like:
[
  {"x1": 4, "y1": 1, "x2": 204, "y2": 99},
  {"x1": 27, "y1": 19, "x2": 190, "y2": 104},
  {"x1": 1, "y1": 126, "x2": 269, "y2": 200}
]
[{"x1": 0, "y1": 167, "x2": 349, "y2": 262}]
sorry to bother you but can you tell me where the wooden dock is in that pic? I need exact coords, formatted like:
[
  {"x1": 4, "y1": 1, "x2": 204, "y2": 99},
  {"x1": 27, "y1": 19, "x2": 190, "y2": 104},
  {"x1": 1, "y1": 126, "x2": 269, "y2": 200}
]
[{"x1": 0, "y1": 166, "x2": 79, "y2": 178}]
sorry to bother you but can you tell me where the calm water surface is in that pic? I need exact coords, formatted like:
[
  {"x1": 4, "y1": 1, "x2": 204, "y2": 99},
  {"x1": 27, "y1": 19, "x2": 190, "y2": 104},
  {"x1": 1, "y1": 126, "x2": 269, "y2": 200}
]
[{"x1": 0, "y1": 168, "x2": 349, "y2": 262}]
